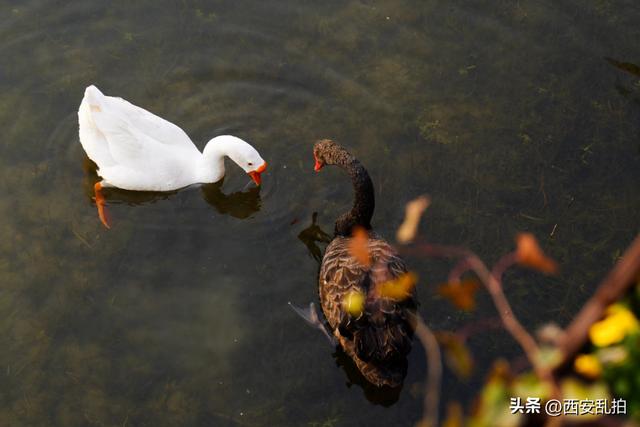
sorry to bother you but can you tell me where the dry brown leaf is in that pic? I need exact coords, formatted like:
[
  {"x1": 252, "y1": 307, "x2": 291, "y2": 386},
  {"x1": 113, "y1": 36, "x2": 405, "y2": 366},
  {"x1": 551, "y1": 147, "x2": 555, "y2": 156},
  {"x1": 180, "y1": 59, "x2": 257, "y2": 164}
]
[
  {"x1": 515, "y1": 232, "x2": 558, "y2": 274},
  {"x1": 396, "y1": 195, "x2": 431, "y2": 244},
  {"x1": 349, "y1": 226, "x2": 371, "y2": 267}
]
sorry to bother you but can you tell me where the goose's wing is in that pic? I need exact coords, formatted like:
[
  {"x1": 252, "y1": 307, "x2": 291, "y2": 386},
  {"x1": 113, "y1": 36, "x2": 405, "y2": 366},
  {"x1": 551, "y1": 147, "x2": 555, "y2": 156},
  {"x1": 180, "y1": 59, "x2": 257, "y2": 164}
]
[
  {"x1": 89, "y1": 107, "x2": 158, "y2": 171},
  {"x1": 92, "y1": 86, "x2": 197, "y2": 151},
  {"x1": 79, "y1": 86, "x2": 199, "y2": 163}
]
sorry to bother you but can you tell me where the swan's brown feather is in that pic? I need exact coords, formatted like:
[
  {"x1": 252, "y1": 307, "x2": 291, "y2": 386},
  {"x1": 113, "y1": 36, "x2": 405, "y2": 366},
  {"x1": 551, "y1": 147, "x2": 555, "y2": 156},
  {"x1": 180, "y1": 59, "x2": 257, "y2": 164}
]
[{"x1": 319, "y1": 233, "x2": 417, "y2": 387}]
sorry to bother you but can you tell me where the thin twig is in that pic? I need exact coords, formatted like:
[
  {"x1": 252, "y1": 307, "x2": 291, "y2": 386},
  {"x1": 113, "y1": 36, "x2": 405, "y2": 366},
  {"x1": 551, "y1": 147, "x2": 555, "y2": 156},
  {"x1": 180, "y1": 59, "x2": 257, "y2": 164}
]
[
  {"x1": 405, "y1": 241, "x2": 560, "y2": 395},
  {"x1": 491, "y1": 252, "x2": 517, "y2": 281},
  {"x1": 539, "y1": 173, "x2": 548, "y2": 208},
  {"x1": 448, "y1": 258, "x2": 472, "y2": 284},
  {"x1": 412, "y1": 314, "x2": 442, "y2": 427},
  {"x1": 465, "y1": 255, "x2": 546, "y2": 378}
]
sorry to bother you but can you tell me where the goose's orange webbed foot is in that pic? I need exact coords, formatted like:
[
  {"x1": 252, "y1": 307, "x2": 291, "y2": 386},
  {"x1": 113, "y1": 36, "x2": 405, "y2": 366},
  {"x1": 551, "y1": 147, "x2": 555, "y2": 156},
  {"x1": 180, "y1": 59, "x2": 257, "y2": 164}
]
[{"x1": 93, "y1": 182, "x2": 111, "y2": 229}]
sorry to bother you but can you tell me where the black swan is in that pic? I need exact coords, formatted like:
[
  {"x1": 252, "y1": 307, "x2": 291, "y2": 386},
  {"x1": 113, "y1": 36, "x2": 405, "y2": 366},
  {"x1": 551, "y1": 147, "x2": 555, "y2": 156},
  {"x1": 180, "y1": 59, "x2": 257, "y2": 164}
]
[{"x1": 313, "y1": 139, "x2": 417, "y2": 387}]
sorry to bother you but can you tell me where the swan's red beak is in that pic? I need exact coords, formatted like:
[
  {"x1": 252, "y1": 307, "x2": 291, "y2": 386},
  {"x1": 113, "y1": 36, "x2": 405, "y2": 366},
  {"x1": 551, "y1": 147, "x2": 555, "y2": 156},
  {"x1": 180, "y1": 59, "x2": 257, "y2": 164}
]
[
  {"x1": 248, "y1": 162, "x2": 267, "y2": 186},
  {"x1": 314, "y1": 154, "x2": 324, "y2": 172}
]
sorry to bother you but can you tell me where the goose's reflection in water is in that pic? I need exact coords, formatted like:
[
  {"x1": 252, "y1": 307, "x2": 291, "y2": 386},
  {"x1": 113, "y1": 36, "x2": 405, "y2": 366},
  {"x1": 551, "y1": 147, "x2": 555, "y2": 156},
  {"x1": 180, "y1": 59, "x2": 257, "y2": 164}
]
[{"x1": 200, "y1": 180, "x2": 261, "y2": 219}]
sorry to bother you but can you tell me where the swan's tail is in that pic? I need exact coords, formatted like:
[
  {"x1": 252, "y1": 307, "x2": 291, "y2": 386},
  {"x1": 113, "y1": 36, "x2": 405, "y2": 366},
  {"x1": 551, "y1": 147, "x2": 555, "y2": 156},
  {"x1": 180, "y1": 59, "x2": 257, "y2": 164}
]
[
  {"x1": 338, "y1": 332, "x2": 409, "y2": 388},
  {"x1": 343, "y1": 298, "x2": 415, "y2": 387}
]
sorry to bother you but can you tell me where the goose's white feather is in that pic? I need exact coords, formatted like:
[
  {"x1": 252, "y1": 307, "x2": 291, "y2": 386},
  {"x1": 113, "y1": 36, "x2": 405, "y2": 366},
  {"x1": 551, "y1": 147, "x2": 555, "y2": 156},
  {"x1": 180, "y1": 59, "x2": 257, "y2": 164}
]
[{"x1": 78, "y1": 85, "x2": 265, "y2": 192}]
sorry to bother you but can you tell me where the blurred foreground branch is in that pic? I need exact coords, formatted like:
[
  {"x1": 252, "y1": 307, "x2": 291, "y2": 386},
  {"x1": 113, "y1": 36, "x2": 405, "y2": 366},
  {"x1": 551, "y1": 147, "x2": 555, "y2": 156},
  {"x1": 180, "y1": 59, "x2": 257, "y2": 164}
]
[
  {"x1": 554, "y1": 234, "x2": 640, "y2": 373},
  {"x1": 396, "y1": 195, "x2": 640, "y2": 426},
  {"x1": 413, "y1": 314, "x2": 442, "y2": 427},
  {"x1": 403, "y1": 239, "x2": 558, "y2": 395}
]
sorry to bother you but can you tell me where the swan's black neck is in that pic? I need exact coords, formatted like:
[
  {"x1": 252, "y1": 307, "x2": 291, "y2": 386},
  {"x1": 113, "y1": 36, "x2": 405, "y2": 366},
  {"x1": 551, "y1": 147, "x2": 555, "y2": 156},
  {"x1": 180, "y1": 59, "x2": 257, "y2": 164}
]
[{"x1": 326, "y1": 146, "x2": 375, "y2": 236}]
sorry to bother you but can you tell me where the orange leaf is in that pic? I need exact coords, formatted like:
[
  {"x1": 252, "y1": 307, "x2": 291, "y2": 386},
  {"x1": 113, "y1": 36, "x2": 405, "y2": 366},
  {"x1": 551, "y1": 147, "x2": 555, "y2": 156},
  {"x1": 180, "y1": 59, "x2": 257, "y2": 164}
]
[
  {"x1": 378, "y1": 272, "x2": 418, "y2": 300},
  {"x1": 442, "y1": 402, "x2": 464, "y2": 427},
  {"x1": 438, "y1": 279, "x2": 480, "y2": 311},
  {"x1": 349, "y1": 226, "x2": 371, "y2": 267},
  {"x1": 515, "y1": 233, "x2": 558, "y2": 274}
]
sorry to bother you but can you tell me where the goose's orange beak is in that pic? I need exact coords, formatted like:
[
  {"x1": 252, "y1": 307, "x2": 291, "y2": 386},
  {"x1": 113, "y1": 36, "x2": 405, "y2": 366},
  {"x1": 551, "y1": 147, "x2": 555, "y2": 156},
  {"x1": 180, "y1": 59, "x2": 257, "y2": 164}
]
[
  {"x1": 248, "y1": 162, "x2": 267, "y2": 186},
  {"x1": 314, "y1": 154, "x2": 323, "y2": 172}
]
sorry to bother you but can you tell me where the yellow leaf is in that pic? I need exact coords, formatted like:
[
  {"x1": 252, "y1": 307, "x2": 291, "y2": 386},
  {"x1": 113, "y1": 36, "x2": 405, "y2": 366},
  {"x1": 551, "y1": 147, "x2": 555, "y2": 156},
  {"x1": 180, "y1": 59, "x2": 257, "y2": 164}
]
[
  {"x1": 589, "y1": 304, "x2": 639, "y2": 347},
  {"x1": 342, "y1": 290, "x2": 365, "y2": 317},
  {"x1": 470, "y1": 360, "x2": 520, "y2": 427},
  {"x1": 574, "y1": 354, "x2": 602, "y2": 379},
  {"x1": 512, "y1": 372, "x2": 552, "y2": 401},
  {"x1": 396, "y1": 195, "x2": 430, "y2": 244},
  {"x1": 515, "y1": 233, "x2": 558, "y2": 274},
  {"x1": 436, "y1": 332, "x2": 474, "y2": 379},
  {"x1": 560, "y1": 378, "x2": 610, "y2": 419},
  {"x1": 378, "y1": 272, "x2": 417, "y2": 300}
]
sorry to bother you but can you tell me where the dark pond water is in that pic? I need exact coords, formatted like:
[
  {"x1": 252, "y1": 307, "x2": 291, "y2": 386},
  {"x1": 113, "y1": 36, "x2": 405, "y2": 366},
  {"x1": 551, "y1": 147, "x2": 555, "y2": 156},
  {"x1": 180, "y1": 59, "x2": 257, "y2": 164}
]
[{"x1": 1, "y1": 0, "x2": 639, "y2": 426}]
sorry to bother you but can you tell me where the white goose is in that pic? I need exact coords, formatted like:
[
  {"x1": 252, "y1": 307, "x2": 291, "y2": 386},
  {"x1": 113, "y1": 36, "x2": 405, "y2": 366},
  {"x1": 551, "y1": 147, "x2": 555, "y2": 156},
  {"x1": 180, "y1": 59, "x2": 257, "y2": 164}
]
[{"x1": 78, "y1": 85, "x2": 267, "y2": 228}]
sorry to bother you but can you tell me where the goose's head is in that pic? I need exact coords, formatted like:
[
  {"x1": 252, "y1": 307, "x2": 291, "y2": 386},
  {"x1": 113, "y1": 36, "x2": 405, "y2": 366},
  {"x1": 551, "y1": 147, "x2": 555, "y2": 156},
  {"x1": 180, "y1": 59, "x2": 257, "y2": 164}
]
[{"x1": 205, "y1": 135, "x2": 267, "y2": 185}]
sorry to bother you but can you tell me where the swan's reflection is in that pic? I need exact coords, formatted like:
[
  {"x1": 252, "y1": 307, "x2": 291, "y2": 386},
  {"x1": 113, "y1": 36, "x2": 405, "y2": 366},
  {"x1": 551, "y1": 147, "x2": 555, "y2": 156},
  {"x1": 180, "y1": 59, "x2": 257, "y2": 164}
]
[
  {"x1": 333, "y1": 347, "x2": 403, "y2": 406},
  {"x1": 82, "y1": 158, "x2": 261, "y2": 220},
  {"x1": 297, "y1": 212, "x2": 332, "y2": 263},
  {"x1": 605, "y1": 57, "x2": 640, "y2": 110}
]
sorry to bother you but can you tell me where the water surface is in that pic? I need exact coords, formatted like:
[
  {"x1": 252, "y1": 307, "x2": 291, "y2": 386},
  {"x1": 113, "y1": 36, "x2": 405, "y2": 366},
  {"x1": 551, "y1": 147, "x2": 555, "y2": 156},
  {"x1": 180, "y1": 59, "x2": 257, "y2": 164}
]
[{"x1": 1, "y1": 1, "x2": 639, "y2": 426}]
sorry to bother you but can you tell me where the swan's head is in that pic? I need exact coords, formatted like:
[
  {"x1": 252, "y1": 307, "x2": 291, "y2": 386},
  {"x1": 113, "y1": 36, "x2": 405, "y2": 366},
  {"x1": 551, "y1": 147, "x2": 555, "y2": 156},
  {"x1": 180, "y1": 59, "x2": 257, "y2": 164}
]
[
  {"x1": 206, "y1": 135, "x2": 267, "y2": 185},
  {"x1": 313, "y1": 139, "x2": 346, "y2": 172}
]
